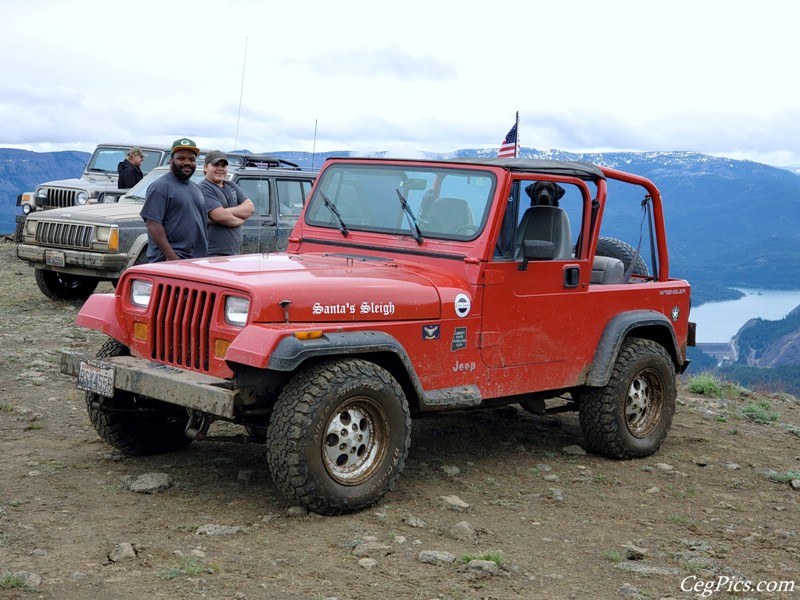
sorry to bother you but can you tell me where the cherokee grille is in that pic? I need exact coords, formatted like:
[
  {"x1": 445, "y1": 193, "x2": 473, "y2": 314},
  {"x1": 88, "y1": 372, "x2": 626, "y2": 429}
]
[
  {"x1": 35, "y1": 221, "x2": 94, "y2": 248},
  {"x1": 40, "y1": 188, "x2": 78, "y2": 209},
  {"x1": 151, "y1": 283, "x2": 217, "y2": 372}
]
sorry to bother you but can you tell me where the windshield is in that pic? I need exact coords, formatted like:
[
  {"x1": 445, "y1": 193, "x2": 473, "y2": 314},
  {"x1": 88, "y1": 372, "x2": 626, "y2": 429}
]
[
  {"x1": 120, "y1": 168, "x2": 205, "y2": 203},
  {"x1": 305, "y1": 163, "x2": 496, "y2": 240},
  {"x1": 86, "y1": 146, "x2": 166, "y2": 175}
]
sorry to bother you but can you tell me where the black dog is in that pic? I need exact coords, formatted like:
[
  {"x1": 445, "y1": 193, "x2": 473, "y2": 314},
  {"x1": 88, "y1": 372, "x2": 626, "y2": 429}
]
[{"x1": 524, "y1": 181, "x2": 565, "y2": 207}]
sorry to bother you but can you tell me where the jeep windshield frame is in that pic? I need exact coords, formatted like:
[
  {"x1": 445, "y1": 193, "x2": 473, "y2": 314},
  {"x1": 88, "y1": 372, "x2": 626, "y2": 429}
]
[
  {"x1": 304, "y1": 162, "x2": 497, "y2": 241},
  {"x1": 86, "y1": 145, "x2": 168, "y2": 176}
]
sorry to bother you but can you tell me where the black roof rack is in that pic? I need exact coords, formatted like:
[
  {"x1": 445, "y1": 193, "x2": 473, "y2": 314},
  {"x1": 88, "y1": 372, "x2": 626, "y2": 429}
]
[{"x1": 224, "y1": 153, "x2": 301, "y2": 170}]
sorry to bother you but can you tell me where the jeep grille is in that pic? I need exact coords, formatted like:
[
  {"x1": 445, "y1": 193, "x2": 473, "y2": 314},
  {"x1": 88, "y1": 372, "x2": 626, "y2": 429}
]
[
  {"x1": 40, "y1": 188, "x2": 78, "y2": 209},
  {"x1": 35, "y1": 221, "x2": 94, "y2": 248},
  {"x1": 151, "y1": 283, "x2": 217, "y2": 372}
]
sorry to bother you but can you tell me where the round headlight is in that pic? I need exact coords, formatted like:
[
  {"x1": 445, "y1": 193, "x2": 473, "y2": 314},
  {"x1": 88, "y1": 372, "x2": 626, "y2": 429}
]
[
  {"x1": 76, "y1": 192, "x2": 88, "y2": 205},
  {"x1": 22, "y1": 204, "x2": 32, "y2": 214},
  {"x1": 35, "y1": 189, "x2": 47, "y2": 199},
  {"x1": 131, "y1": 279, "x2": 153, "y2": 308}
]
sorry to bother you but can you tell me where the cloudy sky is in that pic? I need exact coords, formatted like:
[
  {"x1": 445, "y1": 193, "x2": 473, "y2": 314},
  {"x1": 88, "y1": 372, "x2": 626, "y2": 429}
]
[{"x1": 2, "y1": 0, "x2": 798, "y2": 166}]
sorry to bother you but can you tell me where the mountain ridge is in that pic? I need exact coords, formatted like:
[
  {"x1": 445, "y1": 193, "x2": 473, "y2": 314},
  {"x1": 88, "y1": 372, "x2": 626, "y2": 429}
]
[{"x1": 3, "y1": 146, "x2": 799, "y2": 300}]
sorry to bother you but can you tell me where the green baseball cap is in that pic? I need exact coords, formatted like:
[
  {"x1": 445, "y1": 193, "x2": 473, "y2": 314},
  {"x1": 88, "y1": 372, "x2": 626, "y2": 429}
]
[{"x1": 171, "y1": 137, "x2": 200, "y2": 155}]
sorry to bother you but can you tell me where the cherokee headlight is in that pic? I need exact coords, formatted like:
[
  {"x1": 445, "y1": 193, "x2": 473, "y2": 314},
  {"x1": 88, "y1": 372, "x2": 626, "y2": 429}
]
[
  {"x1": 130, "y1": 279, "x2": 153, "y2": 308},
  {"x1": 76, "y1": 191, "x2": 88, "y2": 205},
  {"x1": 96, "y1": 226, "x2": 111, "y2": 242},
  {"x1": 94, "y1": 225, "x2": 119, "y2": 252},
  {"x1": 24, "y1": 219, "x2": 38, "y2": 235},
  {"x1": 225, "y1": 296, "x2": 250, "y2": 327}
]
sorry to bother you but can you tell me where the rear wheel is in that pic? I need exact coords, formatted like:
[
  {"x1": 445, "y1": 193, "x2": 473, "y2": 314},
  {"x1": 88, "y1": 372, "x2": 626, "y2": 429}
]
[
  {"x1": 266, "y1": 358, "x2": 411, "y2": 515},
  {"x1": 579, "y1": 338, "x2": 675, "y2": 458},
  {"x1": 86, "y1": 338, "x2": 193, "y2": 456},
  {"x1": 35, "y1": 268, "x2": 98, "y2": 301}
]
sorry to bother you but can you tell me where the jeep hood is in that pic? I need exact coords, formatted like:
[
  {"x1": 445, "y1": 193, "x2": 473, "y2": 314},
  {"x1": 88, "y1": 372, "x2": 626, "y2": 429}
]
[
  {"x1": 129, "y1": 253, "x2": 448, "y2": 322},
  {"x1": 27, "y1": 202, "x2": 143, "y2": 224},
  {"x1": 38, "y1": 174, "x2": 117, "y2": 190}
]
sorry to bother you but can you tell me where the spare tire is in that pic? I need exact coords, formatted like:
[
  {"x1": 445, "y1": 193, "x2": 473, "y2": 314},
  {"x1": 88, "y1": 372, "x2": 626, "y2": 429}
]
[{"x1": 596, "y1": 237, "x2": 649, "y2": 277}]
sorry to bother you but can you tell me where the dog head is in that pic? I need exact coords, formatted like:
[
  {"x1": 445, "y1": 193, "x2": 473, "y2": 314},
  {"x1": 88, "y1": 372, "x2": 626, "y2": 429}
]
[{"x1": 525, "y1": 181, "x2": 566, "y2": 207}]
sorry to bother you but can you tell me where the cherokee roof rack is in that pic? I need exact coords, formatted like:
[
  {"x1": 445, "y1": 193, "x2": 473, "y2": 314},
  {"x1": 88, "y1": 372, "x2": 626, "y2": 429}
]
[{"x1": 224, "y1": 153, "x2": 301, "y2": 170}]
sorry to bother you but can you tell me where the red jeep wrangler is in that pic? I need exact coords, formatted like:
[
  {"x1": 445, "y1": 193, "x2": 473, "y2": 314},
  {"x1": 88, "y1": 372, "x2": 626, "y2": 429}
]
[{"x1": 61, "y1": 157, "x2": 695, "y2": 515}]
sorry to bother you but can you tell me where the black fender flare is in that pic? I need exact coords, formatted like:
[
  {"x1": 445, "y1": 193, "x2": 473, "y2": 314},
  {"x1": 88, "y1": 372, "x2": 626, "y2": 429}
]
[
  {"x1": 268, "y1": 329, "x2": 427, "y2": 398},
  {"x1": 585, "y1": 310, "x2": 682, "y2": 387}
]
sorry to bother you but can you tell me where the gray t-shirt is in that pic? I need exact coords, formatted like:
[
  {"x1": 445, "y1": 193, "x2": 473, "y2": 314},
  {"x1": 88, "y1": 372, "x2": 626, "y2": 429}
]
[
  {"x1": 200, "y1": 178, "x2": 249, "y2": 256},
  {"x1": 140, "y1": 171, "x2": 208, "y2": 262}
]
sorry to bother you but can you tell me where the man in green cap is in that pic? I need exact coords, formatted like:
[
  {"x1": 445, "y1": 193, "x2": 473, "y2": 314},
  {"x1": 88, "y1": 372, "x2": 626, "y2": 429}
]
[{"x1": 140, "y1": 138, "x2": 208, "y2": 262}]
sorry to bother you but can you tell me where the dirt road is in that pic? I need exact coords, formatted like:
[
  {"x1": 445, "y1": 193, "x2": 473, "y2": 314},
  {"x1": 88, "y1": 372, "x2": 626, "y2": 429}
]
[{"x1": 1, "y1": 239, "x2": 798, "y2": 599}]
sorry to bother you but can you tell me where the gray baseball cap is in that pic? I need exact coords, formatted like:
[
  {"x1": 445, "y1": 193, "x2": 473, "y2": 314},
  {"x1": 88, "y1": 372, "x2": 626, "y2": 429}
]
[{"x1": 204, "y1": 150, "x2": 228, "y2": 166}]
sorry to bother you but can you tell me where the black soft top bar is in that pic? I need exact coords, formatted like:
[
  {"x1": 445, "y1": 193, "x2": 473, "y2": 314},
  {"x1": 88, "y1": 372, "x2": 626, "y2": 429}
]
[
  {"x1": 460, "y1": 158, "x2": 606, "y2": 181},
  {"x1": 323, "y1": 156, "x2": 605, "y2": 182}
]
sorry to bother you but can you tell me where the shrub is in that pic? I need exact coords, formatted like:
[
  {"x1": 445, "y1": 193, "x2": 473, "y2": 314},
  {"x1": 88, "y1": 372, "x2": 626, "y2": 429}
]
[
  {"x1": 740, "y1": 401, "x2": 780, "y2": 425},
  {"x1": 685, "y1": 373, "x2": 722, "y2": 396}
]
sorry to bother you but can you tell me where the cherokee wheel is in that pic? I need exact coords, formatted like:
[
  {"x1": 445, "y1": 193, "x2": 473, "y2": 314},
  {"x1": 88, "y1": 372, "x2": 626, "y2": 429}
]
[
  {"x1": 35, "y1": 268, "x2": 98, "y2": 301},
  {"x1": 266, "y1": 358, "x2": 411, "y2": 515},
  {"x1": 579, "y1": 338, "x2": 675, "y2": 458}
]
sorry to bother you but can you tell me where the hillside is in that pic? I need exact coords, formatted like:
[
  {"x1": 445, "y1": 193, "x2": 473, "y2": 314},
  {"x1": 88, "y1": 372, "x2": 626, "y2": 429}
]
[
  {"x1": 0, "y1": 149, "x2": 90, "y2": 232},
  {"x1": 3, "y1": 146, "x2": 800, "y2": 302},
  {"x1": 1, "y1": 238, "x2": 799, "y2": 600},
  {"x1": 734, "y1": 305, "x2": 800, "y2": 366},
  {"x1": 687, "y1": 306, "x2": 800, "y2": 394}
]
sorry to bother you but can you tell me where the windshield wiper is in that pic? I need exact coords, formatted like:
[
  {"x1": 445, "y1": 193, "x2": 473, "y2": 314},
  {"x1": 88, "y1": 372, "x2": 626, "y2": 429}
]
[
  {"x1": 318, "y1": 190, "x2": 349, "y2": 237},
  {"x1": 396, "y1": 189, "x2": 424, "y2": 245}
]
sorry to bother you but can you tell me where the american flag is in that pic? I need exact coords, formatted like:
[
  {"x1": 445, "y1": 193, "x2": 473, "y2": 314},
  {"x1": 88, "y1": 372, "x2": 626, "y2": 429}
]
[{"x1": 497, "y1": 123, "x2": 518, "y2": 158}]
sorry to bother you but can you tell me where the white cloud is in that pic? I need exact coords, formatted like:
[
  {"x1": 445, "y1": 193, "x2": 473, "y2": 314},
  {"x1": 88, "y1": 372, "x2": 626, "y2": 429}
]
[{"x1": 2, "y1": 0, "x2": 800, "y2": 165}]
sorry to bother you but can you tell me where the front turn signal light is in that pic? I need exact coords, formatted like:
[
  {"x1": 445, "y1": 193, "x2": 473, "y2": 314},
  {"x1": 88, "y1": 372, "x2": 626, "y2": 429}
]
[{"x1": 294, "y1": 330, "x2": 323, "y2": 340}]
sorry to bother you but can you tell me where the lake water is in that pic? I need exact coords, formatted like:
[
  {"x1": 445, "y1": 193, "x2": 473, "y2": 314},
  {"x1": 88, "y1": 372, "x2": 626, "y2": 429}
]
[{"x1": 691, "y1": 288, "x2": 800, "y2": 343}]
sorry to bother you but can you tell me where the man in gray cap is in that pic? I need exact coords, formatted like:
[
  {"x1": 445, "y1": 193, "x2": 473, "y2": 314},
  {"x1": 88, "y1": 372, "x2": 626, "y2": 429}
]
[{"x1": 200, "y1": 150, "x2": 254, "y2": 256}]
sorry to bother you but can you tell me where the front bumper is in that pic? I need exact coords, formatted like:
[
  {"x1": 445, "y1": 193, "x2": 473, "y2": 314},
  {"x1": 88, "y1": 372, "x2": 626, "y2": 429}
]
[
  {"x1": 17, "y1": 244, "x2": 128, "y2": 278},
  {"x1": 60, "y1": 350, "x2": 240, "y2": 419}
]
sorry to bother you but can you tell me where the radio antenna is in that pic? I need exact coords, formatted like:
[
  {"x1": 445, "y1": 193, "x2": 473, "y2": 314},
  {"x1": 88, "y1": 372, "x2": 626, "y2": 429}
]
[
  {"x1": 234, "y1": 37, "x2": 248, "y2": 151},
  {"x1": 311, "y1": 118, "x2": 318, "y2": 169}
]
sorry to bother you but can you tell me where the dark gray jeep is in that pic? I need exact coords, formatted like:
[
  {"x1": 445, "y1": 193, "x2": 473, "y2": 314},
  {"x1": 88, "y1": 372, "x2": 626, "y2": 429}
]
[{"x1": 16, "y1": 156, "x2": 315, "y2": 300}]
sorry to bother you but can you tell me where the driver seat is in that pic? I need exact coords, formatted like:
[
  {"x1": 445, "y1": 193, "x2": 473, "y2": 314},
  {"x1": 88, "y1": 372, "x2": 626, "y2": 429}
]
[
  {"x1": 425, "y1": 197, "x2": 473, "y2": 233},
  {"x1": 514, "y1": 205, "x2": 573, "y2": 259}
]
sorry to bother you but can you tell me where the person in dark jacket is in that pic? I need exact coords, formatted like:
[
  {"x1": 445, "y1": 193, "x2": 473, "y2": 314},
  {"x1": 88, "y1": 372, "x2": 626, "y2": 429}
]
[{"x1": 117, "y1": 147, "x2": 144, "y2": 189}]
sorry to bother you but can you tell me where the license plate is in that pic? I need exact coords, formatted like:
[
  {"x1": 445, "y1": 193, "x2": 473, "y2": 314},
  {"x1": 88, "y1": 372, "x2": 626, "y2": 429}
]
[
  {"x1": 77, "y1": 359, "x2": 116, "y2": 398},
  {"x1": 45, "y1": 249, "x2": 66, "y2": 267}
]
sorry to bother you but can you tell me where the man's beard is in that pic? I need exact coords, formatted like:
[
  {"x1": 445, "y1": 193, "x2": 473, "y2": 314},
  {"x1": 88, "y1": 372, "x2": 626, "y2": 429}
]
[{"x1": 171, "y1": 161, "x2": 196, "y2": 181}]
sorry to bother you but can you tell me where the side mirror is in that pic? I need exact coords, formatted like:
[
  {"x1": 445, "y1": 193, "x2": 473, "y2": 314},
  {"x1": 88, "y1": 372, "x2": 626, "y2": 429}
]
[{"x1": 518, "y1": 240, "x2": 555, "y2": 271}]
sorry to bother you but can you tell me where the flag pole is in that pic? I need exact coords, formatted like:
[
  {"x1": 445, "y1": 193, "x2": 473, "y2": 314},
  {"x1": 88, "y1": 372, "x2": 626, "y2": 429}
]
[{"x1": 514, "y1": 110, "x2": 520, "y2": 158}]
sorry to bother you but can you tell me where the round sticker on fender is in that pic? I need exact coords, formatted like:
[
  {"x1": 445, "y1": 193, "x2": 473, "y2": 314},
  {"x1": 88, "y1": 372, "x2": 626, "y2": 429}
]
[{"x1": 454, "y1": 293, "x2": 471, "y2": 318}]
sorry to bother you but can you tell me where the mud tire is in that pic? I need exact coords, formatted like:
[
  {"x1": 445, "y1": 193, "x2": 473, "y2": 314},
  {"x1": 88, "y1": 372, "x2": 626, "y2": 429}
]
[
  {"x1": 579, "y1": 338, "x2": 675, "y2": 459},
  {"x1": 86, "y1": 338, "x2": 192, "y2": 456},
  {"x1": 596, "y1": 237, "x2": 649, "y2": 277},
  {"x1": 35, "y1": 268, "x2": 98, "y2": 301},
  {"x1": 266, "y1": 358, "x2": 411, "y2": 515}
]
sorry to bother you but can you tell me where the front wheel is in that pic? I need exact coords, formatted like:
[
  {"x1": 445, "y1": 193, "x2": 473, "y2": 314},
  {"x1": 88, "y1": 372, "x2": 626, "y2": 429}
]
[
  {"x1": 35, "y1": 268, "x2": 98, "y2": 301},
  {"x1": 86, "y1": 338, "x2": 193, "y2": 456},
  {"x1": 579, "y1": 338, "x2": 675, "y2": 458},
  {"x1": 266, "y1": 358, "x2": 411, "y2": 515}
]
